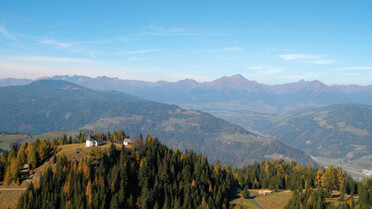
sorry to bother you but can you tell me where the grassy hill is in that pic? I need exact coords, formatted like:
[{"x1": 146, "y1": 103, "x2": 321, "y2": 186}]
[
  {"x1": 0, "y1": 80, "x2": 316, "y2": 167},
  {"x1": 0, "y1": 142, "x2": 132, "y2": 209}
]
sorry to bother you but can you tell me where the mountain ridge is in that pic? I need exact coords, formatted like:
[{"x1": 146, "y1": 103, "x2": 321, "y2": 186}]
[
  {"x1": 0, "y1": 79, "x2": 316, "y2": 167},
  {"x1": 2, "y1": 74, "x2": 372, "y2": 95}
]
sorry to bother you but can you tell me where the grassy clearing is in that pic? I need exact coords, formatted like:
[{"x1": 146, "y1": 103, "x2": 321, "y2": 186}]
[
  {"x1": 33, "y1": 131, "x2": 83, "y2": 141},
  {"x1": 0, "y1": 133, "x2": 35, "y2": 151},
  {"x1": 264, "y1": 153, "x2": 294, "y2": 162},
  {"x1": 0, "y1": 177, "x2": 29, "y2": 209},
  {"x1": 229, "y1": 187, "x2": 258, "y2": 209},
  {"x1": 253, "y1": 190, "x2": 293, "y2": 209},
  {"x1": 0, "y1": 131, "x2": 84, "y2": 152},
  {"x1": 230, "y1": 188, "x2": 293, "y2": 209},
  {"x1": 0, "y1": 189, "x2": 25, "y2": 209},
  {"x1": 222, "y1": 133, "x2": 273, "y2": 144}
]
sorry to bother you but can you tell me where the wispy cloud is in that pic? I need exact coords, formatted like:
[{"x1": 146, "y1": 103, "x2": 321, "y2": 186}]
[
  {"x1": 41, "y1": 39, "x2": 71, "y2": 47},
  {"x1": 15, "y1": 55, "x2": 92, "y2": 63},
  {"x1": 306, "y1": 60, "x2": 336, "y2": 65},
  {"x1": 0, "y1": 26, "x2": 18, "y2": 41},
  {"x1": 119, "y1": 49, "x2": 158, "y2": 55},
  {"x1": 127, "y1": 57, "x2": 145, "y2": 62},
  {"x1": 148, "y1": 25, "x2": 184, "y2": 33},
  {"x1": 246, "y1": 65, "x2": 284, "y2": 75},
  {"x1": 139, "y1": 25, "x2": 201, "y2": 37},
  {"x1": 279, "y1": 53, "x2": 336, "y2": 65},
  {"x1": 279, "y1": 53, "x2": 321, "y2": 61},
  {"x1": 336, "y1": 66, "x2": 372, "y2": 71},
  {"x1": 246, "y1": 66, "x2": 266, "y2": 70},
  {"x1": 207, "y1": 47, "x2": 244, "y2": 53}
]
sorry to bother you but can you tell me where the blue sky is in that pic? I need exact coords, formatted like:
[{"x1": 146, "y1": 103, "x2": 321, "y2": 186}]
[{"x1": 0, "y1": 1, "x2": 372, "y2": 85}]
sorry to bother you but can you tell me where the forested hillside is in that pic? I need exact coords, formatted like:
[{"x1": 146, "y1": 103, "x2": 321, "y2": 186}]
[
  {"x1": 262, "y1": 104, "x2": 372, "y2": 171},
  {"x1": 0, "y1": 135, "x2": 369, "y2": 209},
  {"x1": 0, "y1": 80, "x2": 315, "y2": 166}
]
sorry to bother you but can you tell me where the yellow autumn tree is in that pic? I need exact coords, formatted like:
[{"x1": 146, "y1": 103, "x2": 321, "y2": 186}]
[
  {"x1": 17, "y1": 146, "x2": 27, "y2": 164},
  {"x1": 307, "y1": 195, "x2": 313, "y2": 207},
  {"x1": 316, "y1": 169, "x2": 323, "y2": 187},
  {"x1": 191, "y1": 179, "x2": 197, "y2": 187},
  {"x1": 85, "y1": 180, "x2": 93, "y2": 205},
  {"x1": 321, "y1": 165, "x2": 338, "y2": 191}
]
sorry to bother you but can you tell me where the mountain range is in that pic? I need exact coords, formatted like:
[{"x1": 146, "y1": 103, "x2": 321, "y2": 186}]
[
  {"x1": 0, "y1": 79, "x2": 316, "y2": 167},
  {"x1": 3, "y1": 74, "x2": 371, "y2": 117},
  {"x1": 2, "y1": 74, "x2": 372, "y2": 109},
  {"x1": 2, "y1": 75, "x2": 372, "y2": 172}
]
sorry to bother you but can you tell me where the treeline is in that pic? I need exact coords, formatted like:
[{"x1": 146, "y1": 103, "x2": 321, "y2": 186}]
[
  {"x1": 285, "y1": 179, "x2": 372, "y2": 209},
  {"x1": 237, "y1": 161, "x2": 370, "y2": 208},
  {"x1": 91, "y1": 130, "x2": 133, "y2": 143},
  {"x1": 237, "y1": 161, "x2": 358, "y2": 193},
  {"x1": 17, "y1": 135, "x2": 235, "y2": 209}
]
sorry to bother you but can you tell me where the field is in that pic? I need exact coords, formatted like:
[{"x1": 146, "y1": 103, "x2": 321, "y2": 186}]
[
  {"x1": 230, "y1": 188, "x2": 293, "y2": 209},
  {"x1": 0, "y1": 133, "x2": 35, "y2": 151},
  {"x1": 0, "y1": 189, "x2": 26, "y2": 209},
  {"x1": 0, "y1": 178, "x2": 29, "y2": 209},
  {"x1": 264, "y1": 153, "x2": 294, "y2": 162},
  {"x1": 254, "y1": 190, "x2": 293, "y2": 209}
]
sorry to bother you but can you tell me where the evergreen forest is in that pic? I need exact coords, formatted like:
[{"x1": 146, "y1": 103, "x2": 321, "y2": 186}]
[{"x1": 0, "y1": 131, "x2": 370, "y2": 209}]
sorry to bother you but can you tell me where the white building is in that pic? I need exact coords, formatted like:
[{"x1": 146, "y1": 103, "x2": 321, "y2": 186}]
[
  {"x1": 123, "y1": 138, "x2": 136, "y2": 146},
  {"x1": 86, "y1": 135, "x2": 103, "y2": 147},
  {"x1": 259, "y1": 190, "x2": 272, "y2": 195}
]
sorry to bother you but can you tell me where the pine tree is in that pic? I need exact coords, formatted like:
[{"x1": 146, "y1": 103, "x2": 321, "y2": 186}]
[
  {"x1": 108, "y1": 143, "x2": 116, "y2": 158},
  {"x1": 242, "y1": 186, "x2": 250, "y2": 199}
]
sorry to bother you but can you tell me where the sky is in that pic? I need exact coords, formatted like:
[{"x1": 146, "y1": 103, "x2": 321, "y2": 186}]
[{"x1": 0, "y1": 1, "x2": 372, "y2": 85}]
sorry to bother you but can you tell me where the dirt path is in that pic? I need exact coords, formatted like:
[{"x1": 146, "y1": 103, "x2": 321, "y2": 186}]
[{"x1": 251, "y1": 198, "x2": 264, "y2": 209}]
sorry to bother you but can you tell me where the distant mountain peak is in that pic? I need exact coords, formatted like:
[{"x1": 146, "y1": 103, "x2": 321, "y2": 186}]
[
  {"x1": 198, "y1": 74, "x2": 260, "y2": 92},
  {"x1": 225, "y1": 74, "x2": 245, "y2": 79},
  {"x1": 297, "y1": 79, "x2": 324, "y2": 85},
  {"x1": 220, "y1": 74, "x2": 251, "y2": 83}
]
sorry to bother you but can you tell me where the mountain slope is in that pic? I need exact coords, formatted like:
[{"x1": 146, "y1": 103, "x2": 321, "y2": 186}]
[
  {"x1": 0, "y1": 80, "x2": 316, "y2": 166},
  {"x1": 0, "y1": 78, "x2": 32, "y2": 87},
  {"x1": 263, "y1": 104, "x2": 372, "y2": 168}
]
